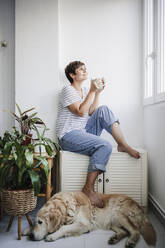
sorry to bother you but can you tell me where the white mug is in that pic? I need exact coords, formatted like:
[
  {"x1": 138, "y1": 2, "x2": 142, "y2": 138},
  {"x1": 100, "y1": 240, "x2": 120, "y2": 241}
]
[{"x1": 91, "y1": 77, "x2": 106, "y2": 90}]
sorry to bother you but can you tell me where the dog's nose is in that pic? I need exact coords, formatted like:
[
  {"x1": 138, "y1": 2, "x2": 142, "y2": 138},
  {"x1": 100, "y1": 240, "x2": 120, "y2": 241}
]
[{"x1": 29, "y1": 233, "x2": 34, "y2": 240}]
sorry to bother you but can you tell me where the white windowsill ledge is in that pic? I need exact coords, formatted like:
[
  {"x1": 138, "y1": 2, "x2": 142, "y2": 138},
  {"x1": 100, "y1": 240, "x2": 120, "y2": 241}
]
[{"x1": 143, "y1": 93, "x2": 165, "y2": 106}]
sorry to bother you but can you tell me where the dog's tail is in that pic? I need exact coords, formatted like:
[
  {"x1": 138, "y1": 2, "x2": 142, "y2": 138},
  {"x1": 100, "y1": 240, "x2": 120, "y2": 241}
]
[{"x1": 140, "y1": 217, "x2": 156, "y2": 246}]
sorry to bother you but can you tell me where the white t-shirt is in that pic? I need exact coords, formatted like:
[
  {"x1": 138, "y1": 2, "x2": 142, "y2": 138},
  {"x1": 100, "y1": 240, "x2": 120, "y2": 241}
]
[{"x1": 56, "y1": 84, "x2": 89, "y2": 139}]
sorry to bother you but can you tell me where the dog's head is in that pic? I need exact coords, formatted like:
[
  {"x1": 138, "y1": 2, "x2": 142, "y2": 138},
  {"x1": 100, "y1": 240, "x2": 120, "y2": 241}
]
[{"x1": 29, "y1": 199, "x2": 67, "y2": 241}]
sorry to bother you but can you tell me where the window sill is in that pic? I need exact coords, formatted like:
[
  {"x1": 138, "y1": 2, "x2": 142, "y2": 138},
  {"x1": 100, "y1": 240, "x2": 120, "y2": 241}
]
[
  {"x1": 143, "y1": 97, "x2": 155, "y2": 106},
  {"x1": 143, "y1": 93, "x2": 165, "y2": 106}
]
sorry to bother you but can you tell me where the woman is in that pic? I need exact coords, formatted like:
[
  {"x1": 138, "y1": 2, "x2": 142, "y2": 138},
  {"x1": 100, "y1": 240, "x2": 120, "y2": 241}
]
[{"x1": 56, "y1": 61, "x2": 140, "y2": 208}]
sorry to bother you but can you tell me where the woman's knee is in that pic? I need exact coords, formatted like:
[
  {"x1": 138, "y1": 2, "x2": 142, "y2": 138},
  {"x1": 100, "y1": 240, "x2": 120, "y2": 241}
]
[
  {"x1": 96, "y1": 105, "x2": 112, "y2": 118},
  {"x1": 97, "y1": 105, "x2": 109, "y2": 113},
  {"x1": 102, "y1": 141, "x2": 112, "y2": 155}
]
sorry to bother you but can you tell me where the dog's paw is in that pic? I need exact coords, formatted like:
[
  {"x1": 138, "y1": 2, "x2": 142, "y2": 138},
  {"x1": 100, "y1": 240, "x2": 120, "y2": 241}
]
[
  {"x1": 125, "y1": 232, "x2": 139, "y2": 248},
  {"x1": 45, "y1": 234, "x2": 56, "y2": 242},
  {"x1": 125, "y1": 240, "x2": 136, "y2": 248},
  {"x1": 108, "y1": 234, "x2": 119, "y2": 244}
]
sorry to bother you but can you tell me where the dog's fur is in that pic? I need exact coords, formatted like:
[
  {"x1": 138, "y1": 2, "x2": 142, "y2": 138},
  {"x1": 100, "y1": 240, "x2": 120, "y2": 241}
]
[{"x1": 23, "y1": 192, "x2": 156, "y2": 247}]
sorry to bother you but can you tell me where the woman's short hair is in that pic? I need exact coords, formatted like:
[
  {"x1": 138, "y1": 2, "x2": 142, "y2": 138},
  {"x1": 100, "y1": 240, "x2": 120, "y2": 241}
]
[{"x1": 65, "y1": 61, "x2": 84, "y2": 83}]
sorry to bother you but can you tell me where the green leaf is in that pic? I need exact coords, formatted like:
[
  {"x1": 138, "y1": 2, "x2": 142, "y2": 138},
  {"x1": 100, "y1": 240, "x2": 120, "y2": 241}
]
[
  {"x1": 15, "y1": 103, "x2": 22, "y2": 116},
  {"x1": 13, "y1": 151, "x2": 17, "y2": 161},
  {"x1": 41, "y1": 126, "x2": 47, "y2": 138},
  {"x1": 26, "y1": 143, "x2": 34, "y2": 151},
  {"x1": 4, "y1": 141, "x2": 13, "y2": 156},
  {"x1": 22, "y1": 107, "x2": 35, "y2": 116},
  {"x1": 18, "y1": 168, "x2": 26, "y2": 187},
  {"x1": 44, "y1": 137, "x2": 53, "y2": 143},
  {"x1": 33, "y1": 126, "x2": 41, "y2": 140},
  {"x1": 39, "y1": 167, "x2": 47, "y2": 193},
  {"x1": 45, "y1": 138, "x2": 56, "y2": 150},
  {"x1": 35, "y1": 156, "x2": 49, "y2": 178},
  {"x1": 54, "y1": 142, "x2": 61, "y2": 152},
  {"x1": 41, "y1": 163, "x2": 49, "y2": 179},
  {"x1": 35, "y1": 156, "x2": 48, "y2": 166},
  {"x1": 25, "y1": 150, "x2": 34, "y2": 168},
  {"x1": 33, "y1": 160, "x2": 42, "y2": 168},
  {"x1": 27, "y1": 112, "x2": 38, "y2": 120},
  {"x1": 27, "y1": 170, "x2": 41, "y2": 196},
  {"x1": 0, "y1": 164, "x2": 12, "y2": 189},
  {"x1": 15, "y1": 145, "x2": 25, "y2": 169},
  {"x1": 41, "y1": 165, "x2": 49, "y2": 178},
  {"x1": 31, "y1": 117, "x2": 45, "y2": 125},
  {"x1": 39, "y1": 144, "x2": 42, "y2": 156},
  {"x1": 45, "y1": 145, "x2": 53, "y2": 156},
  {"x1": 34, "y1": 142, "x2": 43, "y2": 147}
]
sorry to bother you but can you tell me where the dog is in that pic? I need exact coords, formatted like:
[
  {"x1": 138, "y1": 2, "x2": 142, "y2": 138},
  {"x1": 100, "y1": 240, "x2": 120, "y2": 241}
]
[{"x1": 22, "y1": 192, "x2": 156, "y2": 247}]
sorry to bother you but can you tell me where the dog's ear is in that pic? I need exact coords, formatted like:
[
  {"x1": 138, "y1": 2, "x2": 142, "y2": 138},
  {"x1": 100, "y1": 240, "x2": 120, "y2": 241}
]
[{"x1": 48, "y1": 211, "x2": 62, "y2": 233}]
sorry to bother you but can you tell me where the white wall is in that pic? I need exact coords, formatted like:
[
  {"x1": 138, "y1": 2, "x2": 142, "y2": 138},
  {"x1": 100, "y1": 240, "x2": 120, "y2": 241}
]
[
  {"x1": 15, "y1": 0, "x2": 143, "y2": 147},
  {"x1": 59, "y1": 0, "x2": 143, "y2": 147},
  {"x1": 0, "y1": 0, "x2": 15, "y2": 136},
  {"x1": 15, "y1": 0, "x2": 59, "y2": 139},
  {"x1": 144, "y1": 103, "x2": 165, "y2": 211}
]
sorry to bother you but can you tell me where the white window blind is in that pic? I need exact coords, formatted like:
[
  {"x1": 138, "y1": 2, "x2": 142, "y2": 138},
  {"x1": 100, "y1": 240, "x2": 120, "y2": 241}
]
[
  {"x1": 144, "y1": 0, "x2": 154, "y2": 99},
  {"x1": 144, "y1": 0, "x2": 165, "y2": 105},
  {"x1": 157, "y1": 0, "x2": 165, "y2": 95}
]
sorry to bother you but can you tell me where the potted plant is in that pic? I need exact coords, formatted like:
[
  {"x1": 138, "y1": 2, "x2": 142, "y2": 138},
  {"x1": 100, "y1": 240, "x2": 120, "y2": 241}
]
[
  {"x1": 0, "y1": 127, "x2": 51, "y2": 215},
  {"x1": 0, "y1": 105, "x2": 60, "y2": 239},
  {"x1": 8, "y1": 103, "x2": 45, "y2": 145},
  {"x1": 0, "y1": 103, "x2": 60, "y2": 215}
]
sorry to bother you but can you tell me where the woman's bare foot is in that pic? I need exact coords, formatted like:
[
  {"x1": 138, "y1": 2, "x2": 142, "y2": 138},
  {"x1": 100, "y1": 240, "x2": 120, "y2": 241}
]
[
  {"x1": 118, "y1": 144, "x2": 140, "y2": 159},
  {"x1": 82, "y1": 187, "x2": 104, "y2": 208}
]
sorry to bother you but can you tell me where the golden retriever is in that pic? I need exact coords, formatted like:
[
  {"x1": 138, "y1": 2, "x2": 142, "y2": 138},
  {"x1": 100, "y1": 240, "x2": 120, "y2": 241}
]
[{"x1": 22, "y1": 192, "x2": 156, "y2": 247}]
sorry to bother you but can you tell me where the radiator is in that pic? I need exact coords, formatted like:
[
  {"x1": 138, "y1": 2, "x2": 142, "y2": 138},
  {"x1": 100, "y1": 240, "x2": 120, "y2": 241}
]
[{"x1": 59, "y1": 148, "x2": 148, "y2": 208}]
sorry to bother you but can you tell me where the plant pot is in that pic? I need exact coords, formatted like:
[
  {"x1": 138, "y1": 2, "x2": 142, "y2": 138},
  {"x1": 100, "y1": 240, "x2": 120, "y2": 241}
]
[{"x1": 1, "y1": 189, "x2": 37, "y2": 216}]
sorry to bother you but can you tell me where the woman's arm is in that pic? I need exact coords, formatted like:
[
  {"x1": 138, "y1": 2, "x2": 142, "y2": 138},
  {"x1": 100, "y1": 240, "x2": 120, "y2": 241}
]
[
  {"x1": 88, "y1": 91, "x2": 100, "y2": 115},
  {"x1": 89, "y1": 79, "x2": 105, "y2": 115},
  {"x1": 68, "y1": 82, "x2": 97, "y2": 117}
]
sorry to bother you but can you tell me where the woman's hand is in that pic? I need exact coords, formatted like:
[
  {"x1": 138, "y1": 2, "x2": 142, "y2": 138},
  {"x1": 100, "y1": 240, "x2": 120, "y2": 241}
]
[
  {"x1": 89, "y1": 79, "x2": 99, "y2": 93},
  {"x1": 91, "y1": 78, "x2": 105, "y2": 94}
]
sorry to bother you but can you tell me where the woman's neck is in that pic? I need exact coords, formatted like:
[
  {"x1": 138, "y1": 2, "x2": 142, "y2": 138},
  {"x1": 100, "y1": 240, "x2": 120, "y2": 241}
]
[{"x1": 71, "y1": 81, "x2": 83, "y2": 91}]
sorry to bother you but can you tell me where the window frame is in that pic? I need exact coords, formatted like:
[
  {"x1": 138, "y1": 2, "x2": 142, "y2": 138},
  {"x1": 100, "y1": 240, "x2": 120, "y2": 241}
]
[{"x1": 143, "y1": 0, "x2": 165, "y2": 106}]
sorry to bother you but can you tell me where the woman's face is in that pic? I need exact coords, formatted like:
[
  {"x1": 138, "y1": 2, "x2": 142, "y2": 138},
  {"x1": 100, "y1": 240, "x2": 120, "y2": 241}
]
[{"x1": 72, "y1": 65, "x2": 88, "y2": 82}]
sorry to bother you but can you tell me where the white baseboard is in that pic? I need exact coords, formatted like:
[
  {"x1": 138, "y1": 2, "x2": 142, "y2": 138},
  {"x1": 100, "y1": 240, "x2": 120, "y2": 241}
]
[{"x1": 148, "y1": 193, "x2": 165, "y2": 226}]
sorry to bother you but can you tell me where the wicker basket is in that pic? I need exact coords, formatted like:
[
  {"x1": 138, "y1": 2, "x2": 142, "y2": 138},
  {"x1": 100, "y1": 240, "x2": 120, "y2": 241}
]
[{"x1": 1, "y1": 189, "x2": 37, "y2": 216}]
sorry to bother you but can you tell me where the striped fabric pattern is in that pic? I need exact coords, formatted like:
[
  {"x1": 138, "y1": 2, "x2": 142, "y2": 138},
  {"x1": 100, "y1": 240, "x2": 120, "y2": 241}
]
[{"x1": 56, "y1": 84, "x2": 89, "y2": 139}]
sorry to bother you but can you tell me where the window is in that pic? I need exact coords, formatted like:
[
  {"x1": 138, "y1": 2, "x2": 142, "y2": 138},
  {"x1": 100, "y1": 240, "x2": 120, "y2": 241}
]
[{"x1": 144, "y1": 0, "x2": 165, "y2": 105}]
